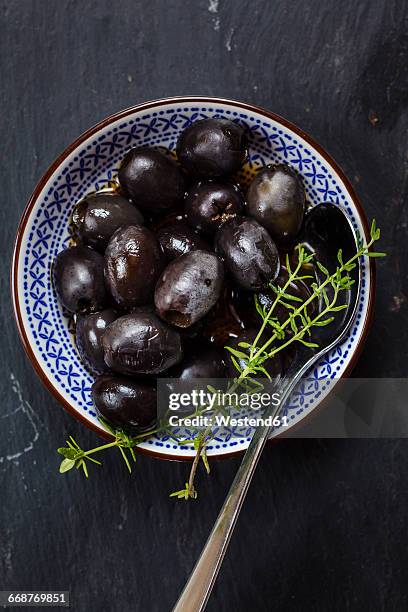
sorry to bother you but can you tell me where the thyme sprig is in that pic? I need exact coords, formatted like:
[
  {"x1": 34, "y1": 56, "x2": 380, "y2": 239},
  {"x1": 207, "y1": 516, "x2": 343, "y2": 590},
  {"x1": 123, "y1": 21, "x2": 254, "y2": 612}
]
[
  {"x1": 57, "y1": 419, "x2": 163, "y2": 476},
  {"x1": 228, "y1": 220, "x2": 383, "y2": 386},
  {"x1": 56, "y1": 219, "x2": 384, "y2": 498},
  {"x1": 174, "y1": 219, "x2": 385, "y2": 498}
]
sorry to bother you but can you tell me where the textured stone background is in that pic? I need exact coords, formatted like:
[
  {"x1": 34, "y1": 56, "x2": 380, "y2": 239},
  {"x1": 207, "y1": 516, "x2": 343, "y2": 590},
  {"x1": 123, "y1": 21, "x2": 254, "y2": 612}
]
[{"x1": 1, "y1": 1, "x2": 407, "y2": 610}]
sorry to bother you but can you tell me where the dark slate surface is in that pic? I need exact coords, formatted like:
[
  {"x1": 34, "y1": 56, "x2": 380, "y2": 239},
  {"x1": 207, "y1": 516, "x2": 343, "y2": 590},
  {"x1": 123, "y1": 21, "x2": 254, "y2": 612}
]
[{"x1": 1, "y1": 1, "x2": 407, "y2": 610}]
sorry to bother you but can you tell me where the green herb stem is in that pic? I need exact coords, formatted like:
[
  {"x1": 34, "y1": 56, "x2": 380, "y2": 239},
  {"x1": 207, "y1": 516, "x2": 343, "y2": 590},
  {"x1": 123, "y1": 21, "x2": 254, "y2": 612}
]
[{"x1": 250, "y1": 251, "x2": 306, "y2": 359}]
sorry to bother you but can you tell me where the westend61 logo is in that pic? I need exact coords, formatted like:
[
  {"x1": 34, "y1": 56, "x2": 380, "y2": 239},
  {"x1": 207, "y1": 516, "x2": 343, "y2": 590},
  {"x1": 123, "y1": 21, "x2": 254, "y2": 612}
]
[{"x1": 165, "y1": 389, "x2": 289, "y2": 429}]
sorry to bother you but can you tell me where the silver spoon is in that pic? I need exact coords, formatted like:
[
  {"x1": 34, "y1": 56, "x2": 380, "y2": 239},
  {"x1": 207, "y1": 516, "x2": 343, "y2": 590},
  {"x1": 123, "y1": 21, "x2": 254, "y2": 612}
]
[{"x1": 173, "y1": 204, "x2": 362, "y2": 612}]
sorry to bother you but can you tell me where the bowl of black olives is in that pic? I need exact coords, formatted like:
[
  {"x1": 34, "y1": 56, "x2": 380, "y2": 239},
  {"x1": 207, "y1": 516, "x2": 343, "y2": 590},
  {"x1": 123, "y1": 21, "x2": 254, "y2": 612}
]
[{"x1": 12, "y1": 97, "x2": 374, "y2": 460}]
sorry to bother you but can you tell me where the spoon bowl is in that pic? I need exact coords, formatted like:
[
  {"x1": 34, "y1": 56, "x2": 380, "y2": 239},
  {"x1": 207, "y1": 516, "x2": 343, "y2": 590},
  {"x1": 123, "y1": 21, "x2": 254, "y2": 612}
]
[{"x1": 298, "y1": 202, "x2": 360, "y2": 347}]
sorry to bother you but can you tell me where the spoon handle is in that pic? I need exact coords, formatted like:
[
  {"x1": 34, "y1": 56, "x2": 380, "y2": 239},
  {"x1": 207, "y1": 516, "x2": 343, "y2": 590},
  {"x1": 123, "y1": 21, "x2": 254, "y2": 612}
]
[{"x1": 172, "y1": 378, "x2": 295, "y2": 612}]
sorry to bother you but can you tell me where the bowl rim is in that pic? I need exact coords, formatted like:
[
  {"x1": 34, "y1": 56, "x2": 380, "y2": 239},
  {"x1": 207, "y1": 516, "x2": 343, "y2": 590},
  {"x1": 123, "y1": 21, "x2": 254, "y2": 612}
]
[{"x1": 11, "y1": 95, "x2": 376, "y2": 462}]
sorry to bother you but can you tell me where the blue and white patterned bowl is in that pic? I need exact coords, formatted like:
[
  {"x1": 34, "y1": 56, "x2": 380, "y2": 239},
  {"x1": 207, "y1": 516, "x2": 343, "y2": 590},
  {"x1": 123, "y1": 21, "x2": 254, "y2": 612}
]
[{"x1": 12, "y1": 97, "x2": 374, "y2": 460}]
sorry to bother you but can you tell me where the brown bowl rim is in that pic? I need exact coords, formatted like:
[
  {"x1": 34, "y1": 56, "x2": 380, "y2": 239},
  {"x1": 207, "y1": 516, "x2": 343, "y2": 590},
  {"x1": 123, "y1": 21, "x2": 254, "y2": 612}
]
[{"x1": 11, "y1": 95, "x2": 376, "y2": 463}]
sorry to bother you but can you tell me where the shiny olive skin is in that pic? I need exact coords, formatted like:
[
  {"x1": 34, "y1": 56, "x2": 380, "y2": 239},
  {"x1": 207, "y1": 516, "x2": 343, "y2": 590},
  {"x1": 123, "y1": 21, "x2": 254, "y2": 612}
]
[
  {"x1": 177, "y1": 319, "x2": 206, "y2": 351},
  {"x1": 157, "y1": 222, "x2": 208, "y2": 261},
  {"x1": 151, "y1": 210, "x2": 186, "y2": 233},
  {"x1": 232, "y1": 265, "x2": 315, "y2": 329},
  {"x1": 247, "y1": 164, "x2": 305, "y2": 245},
  {"x1": 202, "y1": 283, "x2": 244, "y2": 347},
  {"x1": 258, "y1": 265, "x2": 315, "y2": 322},
  {"x1": 53, "y1": 245, "x2": 107, "y2": 313},
  {"x1": 104, "y1": 225, "x2": 163, "y2": 309},
  {"x1": 176, "y1": 118, "x2": 248, "y2": 178},
  {"x1": 102, "y1": 310, "x2": 183, "y2": 375},
  {"x1": 171, "y1": 347, "x2": 226, "y2": 379},
  {"x1": 215, "y1": 216, "x2": 280, "y2": 291},
  {"x1": 225, "y1": 330, "x2": 282, "y2": 381},
  {"x1": 76, "y1": 309, "x2": 118, "y2": 373},
  {"x1": 92, "y1": 374, "x2": 156, "y2": 432},
  {"x1": 154, "y1": 250, "x2": 224, "y2": 328},
  {"x1": 184, "y1": 180, "x2": 245, "y2": 235},
  {"x1": 118, "y1": 148, "x2": 186, "y2": 213},
  {"x1": 72, "y1": 192, "x2": 144, "y2": 251}
]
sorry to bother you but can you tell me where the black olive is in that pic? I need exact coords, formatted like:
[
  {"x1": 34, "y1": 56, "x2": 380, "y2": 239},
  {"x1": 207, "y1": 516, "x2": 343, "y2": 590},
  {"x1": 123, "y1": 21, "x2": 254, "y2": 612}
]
[
  {"x1": 170, "y1": 347, "x2": 226, "y2": 379},
  {"x1": 104, "y1": 225, "x2": 163, "y2": 309},
  {"x1": 76, "y1": 309, "x2": 118, "y2": 373},
  {"x1": 154, "y1": 250, "x2": 224, "y2": 328},
  {"x1": 72, "y1": 192, "x2": 144, "y2": 251},
  {"x1": 225, "y1": 330, "x2": 282, "y2": 381},
  {"x1": 184, "y1": 180, "x2": 245, "y2": 235},
  {"x1": 92, "y1": 374, "x2": 156, "y2": 432},
  {"x1": 202, "y1": 282, "x2": 245, "y2": 347},
  {"x1": 177, "y1": 320, "x2": 206, "y2": 352},
  {"x1": 102, "y1": 310, "x2": 183, "y2": 375},
  {"x1": 151, "y1": 210, "x2": 186, "y2": 232},
  {"x1": 53, "y1": 245, "x2": 107, "y2": 314},
  {"x1": 258, "y1": 265, "x2": 315, "y2": 323},
  {"x1": 223, "y1": 286, "x2": 258, "y2": 331},
  {"x1": 214, "y1": 216, "x2": 280, "y2": 291},
  {"x1": 247, "y1": 164, "x2": 305, "y2": 246},
  {"x1": 118, "y1": 148, "x2": 186, "y2": 213},
  {"x1": 157, "y1": 221, "x2": 208, "y2": 261},
  {"x1": 176, "y1": 118, "x2": 248, "y2": 178},
  {"x1": 232, "y1": 265, "x2": 315, "y2": 330}
]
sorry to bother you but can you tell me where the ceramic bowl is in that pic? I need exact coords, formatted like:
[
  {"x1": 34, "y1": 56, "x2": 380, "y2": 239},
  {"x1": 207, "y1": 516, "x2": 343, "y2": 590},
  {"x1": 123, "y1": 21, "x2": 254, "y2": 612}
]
[{"x1": 12, "y1": 97, "x2": 375, "y2": 460}]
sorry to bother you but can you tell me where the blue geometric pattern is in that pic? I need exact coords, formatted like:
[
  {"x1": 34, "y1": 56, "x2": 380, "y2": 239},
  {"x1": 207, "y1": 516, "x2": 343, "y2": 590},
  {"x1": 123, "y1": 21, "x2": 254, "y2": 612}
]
[{"x1": 18, "y1": 101, "x2": 370, "y2": 457}]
